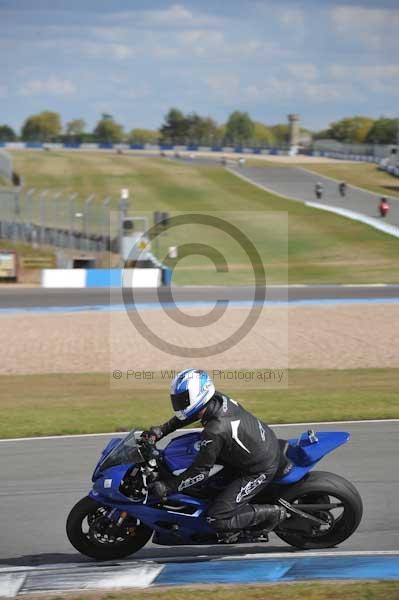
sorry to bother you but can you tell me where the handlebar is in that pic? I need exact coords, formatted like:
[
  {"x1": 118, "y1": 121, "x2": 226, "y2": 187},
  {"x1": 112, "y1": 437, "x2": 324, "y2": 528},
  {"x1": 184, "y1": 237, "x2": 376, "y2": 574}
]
[{"x1": 137, "y1": 437, "x2": 160, "y2": 462}]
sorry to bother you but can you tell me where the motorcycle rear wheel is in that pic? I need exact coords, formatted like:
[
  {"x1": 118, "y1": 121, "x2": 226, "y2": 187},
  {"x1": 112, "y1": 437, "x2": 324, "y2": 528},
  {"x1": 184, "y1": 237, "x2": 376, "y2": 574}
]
[
  {"x1": 275, "y1": 471, "x2": 363, "y2": 549},
  {"x1": 66, "y1": 496, "x2": 153, "y2": 560}
]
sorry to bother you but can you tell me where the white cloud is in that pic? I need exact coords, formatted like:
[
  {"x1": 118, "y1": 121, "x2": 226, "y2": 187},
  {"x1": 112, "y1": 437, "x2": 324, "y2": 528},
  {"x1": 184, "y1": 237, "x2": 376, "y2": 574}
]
[
  {"x1": 217, "y1": 76, "x2": 361, "y2": 106},
  {"x1": 286, "y1": 63, "x2": 318, "y2": 81},
  {"x1": 330, "y1": 64, "x2": 399, "y2": 81},
  {"x1": 329, "y1": 63, "x2": 399, "y2": 96},
  {"x1": 301, "y1": 82, "x2": 347, "y2": 103},
  {"x1": 108, "y1": 44, "x2": 135, "y2": 60},
  {"x1": 331, "y1": 6, "x2": 399, "y2": 48},
  {"x1": 331, "y1": 6, "x2": 399, "y2": 32},
  {"x1": 0, "y1": 84, "x2": 8, "y2": 98},
  {"x1": 144, "y1": 4, "x2": 198, "y2": 25},
  {"x1": 18, "y1": 77, "x2": 76, "y2": 97},
  {"x1": 103, "y1": 4, "x2": 220, "y2": 29},
  {"x1": 278, "y1": 7, "x2": 305, "y2": 28},
  {"x1": 125, "y1": 85, "x2": 151, "y2": 100},
  {"x1": 205, "y1": 73, "x2": 240, "y2": 101}
]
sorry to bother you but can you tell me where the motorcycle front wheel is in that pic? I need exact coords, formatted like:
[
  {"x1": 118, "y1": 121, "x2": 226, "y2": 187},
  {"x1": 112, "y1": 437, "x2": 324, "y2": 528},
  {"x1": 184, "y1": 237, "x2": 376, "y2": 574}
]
[
  {"x1": 275, "y1": 471, "x2": 363, "y2": 549},
  {"x1": 66, "y1": 496, "x2": 153, "y2": 560}
]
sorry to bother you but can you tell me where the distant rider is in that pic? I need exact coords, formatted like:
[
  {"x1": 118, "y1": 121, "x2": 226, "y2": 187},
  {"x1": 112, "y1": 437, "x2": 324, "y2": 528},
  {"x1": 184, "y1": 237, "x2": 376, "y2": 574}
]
[
  {"x1": 315, "y1": 182, "x2": 323, "y2": 200},
  {"x1": 141, "y1": 369, "x2": 288, "y2": 536},
  {"x1": 379, "y1": 197, "x2": 390, "y2": 218},
  {"x1": 338, "y1": 181, "x2": 347, "y2": 197}
]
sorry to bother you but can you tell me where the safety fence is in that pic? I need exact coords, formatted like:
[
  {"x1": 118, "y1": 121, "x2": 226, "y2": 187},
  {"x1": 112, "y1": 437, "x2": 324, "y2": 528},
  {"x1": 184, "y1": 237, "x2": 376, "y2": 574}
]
[
  {"x1": 1, "y1": 141, "x2": 394, "y2": 163},
  {"x1": 1, "y1": 141, "x2": 291, "y2": 155},
  {"x1": 0, "y1": 149, "x2": 12, "y2": 181},
  {"x1": 0, "y1": 187, "x2": 117, "y2": 252}
]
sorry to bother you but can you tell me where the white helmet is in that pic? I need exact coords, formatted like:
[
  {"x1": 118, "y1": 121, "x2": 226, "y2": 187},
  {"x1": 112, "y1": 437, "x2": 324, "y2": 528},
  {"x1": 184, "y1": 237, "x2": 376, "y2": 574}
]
[{"x1": 170, "y1": 369, "x2": 215, "y2": 421}]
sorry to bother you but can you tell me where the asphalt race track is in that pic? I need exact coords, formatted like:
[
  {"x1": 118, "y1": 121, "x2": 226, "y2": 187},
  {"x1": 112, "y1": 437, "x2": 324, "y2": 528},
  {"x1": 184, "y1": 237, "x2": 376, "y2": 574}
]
[
  {"x1": 1, "y1": 285, "x2": 399, "y2": 310},
  {"x1": 1, "y1": 421, "x2": 398, "y2": 566},
  {"x1": 230, "y1": 165, "x2": 399, "y2": 227}
]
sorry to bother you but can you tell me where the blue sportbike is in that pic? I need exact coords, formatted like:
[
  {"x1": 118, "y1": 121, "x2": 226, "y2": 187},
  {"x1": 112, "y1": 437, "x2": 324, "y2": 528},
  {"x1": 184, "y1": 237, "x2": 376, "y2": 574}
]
[{"x1": 66, "y1": 428, "x2": 363, "y2": 559}]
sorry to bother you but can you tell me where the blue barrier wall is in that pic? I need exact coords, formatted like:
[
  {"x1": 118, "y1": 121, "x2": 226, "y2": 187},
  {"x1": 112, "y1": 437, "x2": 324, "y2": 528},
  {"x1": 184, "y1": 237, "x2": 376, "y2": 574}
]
[
  {"x1": 155, "y1": 554, "x2": 399, "y2": 587},
  {"x1": 86, "y1": 269, "x2": 122, "y2": 288}
]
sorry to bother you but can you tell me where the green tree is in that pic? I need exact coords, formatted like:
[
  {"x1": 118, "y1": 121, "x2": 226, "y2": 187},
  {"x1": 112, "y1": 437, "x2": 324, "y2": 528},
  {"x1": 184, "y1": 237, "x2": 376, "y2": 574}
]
[
  {"x1": 65, "y1": 118, "x2": 86, "y2": 142},
  {"x1": 160, "y1": 108, "x2": 189, "y2": 144},
  {"x1": 128, "y1": 128, "x2": 159, "y2": 145},
  {"x1": 93, "y1": 116, "x2": 124, "y2": 143},
  {"x1": 270, "y1": 124, "x2": 290, "y2": 145},
  {"x1": 365, "y1": 117, "x2": 398, "y2": 144},
  {"x1": 21, "y1": 111, "x2": 62, "y2": 142},
  {"x1": 325, "y1": 116, "x2": 374, "y2": 143},
  {"x1": 0, "y1": 125, "x2": 17, "y2": 142},
  {"x1": 253, "y1": 122, "x2": 275, "y2": 147},
  {"x1": 213, "y1": 124, "x2": 226, "y2": 146},
  {"x1": 186, "y1": 113, "x2": 219, "y2": 145},
  {"x1": 224, "y1": 111, "x2": 255, "y2": 146},
  {"x1": 312, "y1": 128, "x2": 331, "y2": 141}
]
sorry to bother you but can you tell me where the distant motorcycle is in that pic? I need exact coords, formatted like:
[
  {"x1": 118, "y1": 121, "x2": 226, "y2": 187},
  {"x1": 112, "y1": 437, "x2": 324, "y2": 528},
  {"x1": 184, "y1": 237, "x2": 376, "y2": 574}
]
[
  {"x1": 315, "y1": 183, "x2": 323, "y2": 200},
  {"x1": 339, "y1": 182, "x2": 347, "y2": 197},
  {"x1": 379, "y1": 198, "x2": 390, "y2": 218},
  {"x1": 66, "y1": 429, "x2": 363, "y2": 560}
]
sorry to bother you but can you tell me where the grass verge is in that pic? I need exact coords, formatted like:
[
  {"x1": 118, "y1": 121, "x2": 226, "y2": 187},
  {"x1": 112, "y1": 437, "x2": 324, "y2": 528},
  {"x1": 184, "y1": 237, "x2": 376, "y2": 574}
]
[
  {"x1": 34, "y1": 581, "x2": 399, "y2": 600},
  {"x1": 7, "y1": 151, "x2": 399, "y2": 284},
  {"x1": 0, "y1": 369, "x2": 398, "y2": 439}
]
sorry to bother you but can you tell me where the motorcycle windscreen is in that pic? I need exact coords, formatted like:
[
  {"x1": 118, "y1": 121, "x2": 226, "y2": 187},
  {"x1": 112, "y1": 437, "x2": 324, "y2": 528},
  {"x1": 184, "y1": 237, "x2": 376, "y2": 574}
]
[{"x1": 98, "y1": 430, "x2": 144, "y2": 471}]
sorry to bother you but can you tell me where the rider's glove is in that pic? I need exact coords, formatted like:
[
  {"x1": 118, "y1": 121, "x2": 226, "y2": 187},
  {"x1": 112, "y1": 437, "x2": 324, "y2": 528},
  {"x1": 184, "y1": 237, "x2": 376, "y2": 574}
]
[
  {"x1": 150, "y1": 480, "x2": 168, "y2": 502},
  {"x1": 140, "y1": 426, "x2": 163, "y2": 443}
]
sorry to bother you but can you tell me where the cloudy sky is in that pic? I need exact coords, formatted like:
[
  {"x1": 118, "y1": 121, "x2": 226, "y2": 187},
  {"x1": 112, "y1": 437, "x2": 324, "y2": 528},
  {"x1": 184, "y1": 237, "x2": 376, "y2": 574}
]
[{"x1": 1, "y1": 0, "x2": 399, "y2": 133}]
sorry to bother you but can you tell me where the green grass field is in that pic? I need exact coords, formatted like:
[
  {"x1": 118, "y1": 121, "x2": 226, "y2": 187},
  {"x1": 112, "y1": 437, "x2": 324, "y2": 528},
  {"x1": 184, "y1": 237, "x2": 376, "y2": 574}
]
[
  {"x1": 0, "y1": 369, "x2": 397, "y2": 439},
  {"x1": 8, "y1": 151, "x2": 399, "y2": 284},
  {"x1": 298, "y1": 161, "x2": 399, "y2": 198},
  {"x1": 38, "y1": 581, "x2": 399, "y2": 600}
]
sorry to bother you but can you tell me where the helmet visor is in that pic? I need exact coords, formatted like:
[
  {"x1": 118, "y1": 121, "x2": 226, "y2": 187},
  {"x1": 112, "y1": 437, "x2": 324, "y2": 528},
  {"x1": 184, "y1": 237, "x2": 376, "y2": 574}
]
[{"x1": 171, "y1": 389, "x2": 191, "y2": 412}]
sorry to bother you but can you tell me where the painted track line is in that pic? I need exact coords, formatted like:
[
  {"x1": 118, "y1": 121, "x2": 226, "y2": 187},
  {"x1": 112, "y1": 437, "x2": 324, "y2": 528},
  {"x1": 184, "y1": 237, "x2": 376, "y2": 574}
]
[
  {"x1": 2, "y1": 552, "x2": 399, "y2": 596},
  {"x1": 1, "y1": 419, "x2": 399, "y2": 443},
  {"x1": 1, "y1": 296, "x2": 399, "y2": 316},
  {"x1": 306, "y1": 201, "x2": 399, "y2": 239}
]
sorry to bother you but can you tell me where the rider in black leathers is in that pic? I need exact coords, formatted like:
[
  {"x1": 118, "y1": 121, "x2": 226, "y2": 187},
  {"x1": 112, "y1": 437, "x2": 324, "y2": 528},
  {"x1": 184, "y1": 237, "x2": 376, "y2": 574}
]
[{"x1": 144, "y1": 391, "x2": 288, "y2": 533}]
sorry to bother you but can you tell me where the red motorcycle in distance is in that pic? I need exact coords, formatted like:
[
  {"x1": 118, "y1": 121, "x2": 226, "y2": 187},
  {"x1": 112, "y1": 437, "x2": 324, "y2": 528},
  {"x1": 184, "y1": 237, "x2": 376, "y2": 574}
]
[{"x1": 379, "y1": 197, "x2": 390, "y2": 218}]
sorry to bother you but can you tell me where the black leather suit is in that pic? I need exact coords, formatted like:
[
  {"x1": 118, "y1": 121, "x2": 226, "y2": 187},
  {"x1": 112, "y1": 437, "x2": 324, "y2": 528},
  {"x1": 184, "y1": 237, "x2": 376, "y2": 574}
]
[{"x1": 160, "y1": 392, "x2": 282, "y2": 531}]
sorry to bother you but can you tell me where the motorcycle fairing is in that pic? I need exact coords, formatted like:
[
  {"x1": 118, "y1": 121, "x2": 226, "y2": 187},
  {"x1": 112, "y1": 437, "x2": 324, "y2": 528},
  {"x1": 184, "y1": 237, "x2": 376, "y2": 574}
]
[
  {"x1": 89, "y1": 480, "x2": 213, "y2": 542},
  {"x1": 276, "y1": 431, "x2": 350, "y2": 484},
  {"x1": 92, "y1": 437, "x2": 123, "y2": 482},
  {"x1": 162, "y1": 430, "x2": 350, "y2": 485},
  {"x1": 87, "y1": 429, "x2": 350, "y2": 545}
]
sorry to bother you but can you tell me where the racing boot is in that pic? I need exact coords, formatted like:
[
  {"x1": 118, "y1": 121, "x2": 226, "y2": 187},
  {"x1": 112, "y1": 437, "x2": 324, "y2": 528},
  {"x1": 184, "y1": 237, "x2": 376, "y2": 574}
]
[{"x1": 251, "y1": 504, "x2": 287, "y2": 533}]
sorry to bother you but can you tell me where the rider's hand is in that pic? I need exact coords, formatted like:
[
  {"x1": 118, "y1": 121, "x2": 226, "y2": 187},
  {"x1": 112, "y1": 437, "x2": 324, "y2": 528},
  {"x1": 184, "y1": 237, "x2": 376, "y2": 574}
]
[
  {"x1": 140, "y1": 426, "x2": 163, "y2": 443},
  {"x1": 150, "y1": 480, "x2": 168, "y2": 502}
]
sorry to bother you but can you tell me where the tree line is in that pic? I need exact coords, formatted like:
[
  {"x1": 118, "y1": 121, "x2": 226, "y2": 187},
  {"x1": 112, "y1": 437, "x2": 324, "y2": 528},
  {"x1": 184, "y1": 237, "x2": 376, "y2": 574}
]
[
  {"x1": 0, "y1": 110, "x2": 303, "y2": 147},
  {"x1": 0, "y1": 109, "x2": 397, "y2": 146}
]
